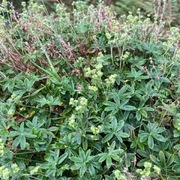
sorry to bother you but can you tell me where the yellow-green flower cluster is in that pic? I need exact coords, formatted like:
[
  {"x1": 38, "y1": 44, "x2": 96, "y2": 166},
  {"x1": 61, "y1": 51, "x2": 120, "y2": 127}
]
[
  {"x1": 0, "y1": 163, "x2": 20, "y2": 180},
  {"x1": 84, "y1": 67, "x2": 91, "y2": 77},
  {"x1": 11, "y1": 164, "x2": 20, "y2": 174},
  {"x1": 30, "y1": 166, "x2": 40, "y2": 175},
  {"x1": 96, "y1": 52, "x2": 104, "y2": 62},
  {"x1": 90, "y1": 125, "x2": 102, "y2": 135},
  {"x1": 69, "y1": 97, "x2": 88, "y2": 112},
  {"x1": 0, "y1": 139, "x2": 4, "y2": 157},
  {"x1": 136, "y1": 162, "x2": 161, "y2": 177},
  {"x1": 89, "y1": 85, "x2": 98, "y2": 92},
  {"x1": 69, "y1": 114, "x2": 76, "y2": 128},
  {"x1": 111, "y1": 19, "x2": 120, "y2": 32},
  {"x1": 114, "y1": 169, "x2": 121, "y2": 180},
  {"x1": 153, "y1": 165, "x2": 161, "y2": 174},
  {"x1": 69, "y1": 98, "x2": 78, "y2": 106},
  {"x1": 84, "y1": 53, "x2": 104, "y2": 85},
  {"x1": 29, "y1": 1, "x2": 44, "y2": 14},
  {"x1": 114, "y1": 170, "x2": 127, "y2": 180},
  {"x1": 123, "y1": 52, "x2": 130, "y2": 60},
  {"x1": 75, "y1": 97, "x2": 88, "y2": 111},
  {"x1": 105, "y1": 74, "x2": 117, "y2": 87},
  {"x1": 8, "y1": 94, "x2": 22, "y2": 105},
  {"x1": 7, "y1": 108, "x2": 15, "y2": 117},
  {"x1": 84, "y1": 66, "x2": 103, "y2": 82},
  {"x1": 105, "y1": 32, "x2": 112, "y2": 40},
  {"x1": 0, "y1": 166, "x2": 10, "y2": 180}
]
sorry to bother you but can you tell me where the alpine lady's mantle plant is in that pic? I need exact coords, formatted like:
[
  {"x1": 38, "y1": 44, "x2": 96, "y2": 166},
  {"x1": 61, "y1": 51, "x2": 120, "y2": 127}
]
[{"x1": 0, "y1": 0, "x2": 179, "y2": 179}]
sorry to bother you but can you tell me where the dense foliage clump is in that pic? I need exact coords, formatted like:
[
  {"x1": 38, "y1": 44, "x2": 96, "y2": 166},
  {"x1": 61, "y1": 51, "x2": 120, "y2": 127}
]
[{"x1": 0, "y1": 1, "x2": 180, "y2": 179}]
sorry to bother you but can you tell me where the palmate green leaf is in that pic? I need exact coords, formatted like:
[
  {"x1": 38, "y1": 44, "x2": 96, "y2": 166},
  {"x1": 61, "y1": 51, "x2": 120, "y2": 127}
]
[
  {"x1": 115, "y1": 131, "x2": 129, "y2": 143},
  {"x1": 111, "y1": 154, "x2": 120, "y2": 161},
  {"x1": 136, "y1": 149, "x2": 150, "y2": 159},
  {"x1": 45, "y1": 154, "x2": 54, "y2": 163},
  {"x1": 136, "y1": 111, "x2": 141, "y2": 121},
  {"x1": 120, "y1": 99, "x2": 129, "y2": 107},
  {"x1": 99, "y1": 154, "x2": 107, "y2": 163},
  {"x1": 102, "y1": 133, "x2": 114, "y2": 143},
  {"x1": 2, "y1": 79, "x2": 15, "y2": 92},
  {"x1": 120, "y1": 105, "x2": 136, "y2": 111},
  {"x1": 152, "y1": 133, "x2": 166, "y2": 142},
  {"x1": 24, "y1": 132, "x2": 37, "y2": 138},
  {"x1": 111, "y1": 149, "x2": 124, "y2": 157},
  {"x1": 20, "y1": 135, "x2": 26, "y2": 150},
  {"x1": 12, "y1": 135, "x2": 27, "y2": 150},
  {"x1": 174, "y1": 144, "x2": 180, "y2": 150},
  {"x1": 139, "y1": 133, "x2": 148, "y2": 142},
  {"x1": 13, "y1": 89, "x2": 27, "y2": 97},
  {"x1": 112, "y1": 117, "x2": 117, "y2": 131},
  {"x1": 79, "y1": 148, "x2": 86, "y2": 161},
  {"x1": 54, "y1": 149, "x2": 60, "y2": 162},
  {"x1": 143, "y1": 107, "x2": 154, "y2": 112},
  {"x1": 173, "y1": 129, "x2": 180, "y2": 137},
  {"x1": 9, "y1": 131, "x2": 20, "y2": 137},
  {"x1": 148, "y1": 135, "x2": 154, "y2": 149},
  {"x1": 99, "y1": 141, "x2": 123, "y2": 169},
  {"x1": 140, "y1": 109, "x2": 148, "y2": 117},
  {"x1": 73, "y1": 133, "x2": 82, "y2": 145},
  {"x1": 106, "y1": 156, "x2": 112, "y2": 169},
  {"x1": 119, "y1": 131, "x2": 129, "y2": 138},
  {"x1": 85, "y1": 149, "x2": 93, "y2": 161},
  {"x1": 71, "y1": 156, "x2": 82, "y2": 164},
  {"x1": 112, "y1": 92, "x2": 120, "y2": 105},
  {"x1": 147, "y1": 122, "x2": 156, "y2": 131},
  {"x1": 104, "y1": 101, "x2": 117, "y2": 111},
  {"x1": 128, "y1": 68, "x2": 143, "y2": 78},
  {"x1": 150, "y1": 155, "x2": 161, "y2": 166},
  {"x1": 159, "y1": 151, "x2": 166, "y2": 167},
  {"x1": 156, "y1": 127, "x2": 166, "y2": 134},
  {"x1": 167, "y1": 154, "x2": 175, "y2": 167},
  {"x1": 118, "y1": 85, "x2": 129, "y2": 96},
  {"x1": 82, "y1": 138, "x2": 88, "y2": 151},
  {"x1": 80, "y1": 164, "x2": 87, "y2": 177},
  {"x1": 12, "y1": 136, "x2": 21, "y2": 148},
  {"x1": 89, "y1": 164, "x2": 96, "y2": 176},
  {"x1": 20, "y1": 122, "x2": 25, "y2": 132},
  {"x1": 172, "y1": 164, "x2": 180, "y2": 172},
  {"x1": 144, "y1": 80, "x2": 154, "y2": 95},
  {"x1": 109, "y1": 141, "x2": 116, "y2": 151},
  {"x1": 116, "y1": 121, "x2": 125, "y2": 131}
]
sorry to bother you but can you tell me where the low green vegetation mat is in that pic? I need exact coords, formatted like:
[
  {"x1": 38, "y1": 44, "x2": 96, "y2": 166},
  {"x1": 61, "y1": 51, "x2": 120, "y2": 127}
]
[{"x1": 0, "y1": 1, "x2": 180, "y2": 179}]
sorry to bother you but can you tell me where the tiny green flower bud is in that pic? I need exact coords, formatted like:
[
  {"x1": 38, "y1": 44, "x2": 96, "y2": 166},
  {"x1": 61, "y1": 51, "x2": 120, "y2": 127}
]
[
  {"x1": 69, "y1": 98, "x2": 75, "y2": 105},
  {"x1": 144, "y1": 162, "x2": 152, "y2": 169},
  {"x1": 90, "y1": 126, "x2": 100, "y2": 135},
  {"x1": 89, "y1": 86, "x2": 98, "y2": 92},
  {"x1": 75, "y1": 106, "x2": 81, "y2": 111},
  {"x1": 105, "y1": 32, "x2": 111, "y2": 40},
  {"x1": 30, "y1": 166, "x2": 40, "y2": 175},
  {"x1": 2, "y1": 167, "x2": 10, "y2": 180},
  {"x1": 12, "y1": 163, "x2": 20, "y2": 174},
  {"x1": 114, "y1": 169, "x2": 121, "y2": 180},
  {"x1": 92, "y1": 74, "x2": 98, "y2": 80},
  {"x1": 80, "y1": 97, "x2": 87, "y2": 106},
  {"x1": 95, "y1": 63, "x2": 103, "y2": 70},
  {"x1": 153, "y1": 165, "x2": 161, "y2": 174},
  {"x1": 69, "y1": 114, "x2": 76, "y2": 128}
]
